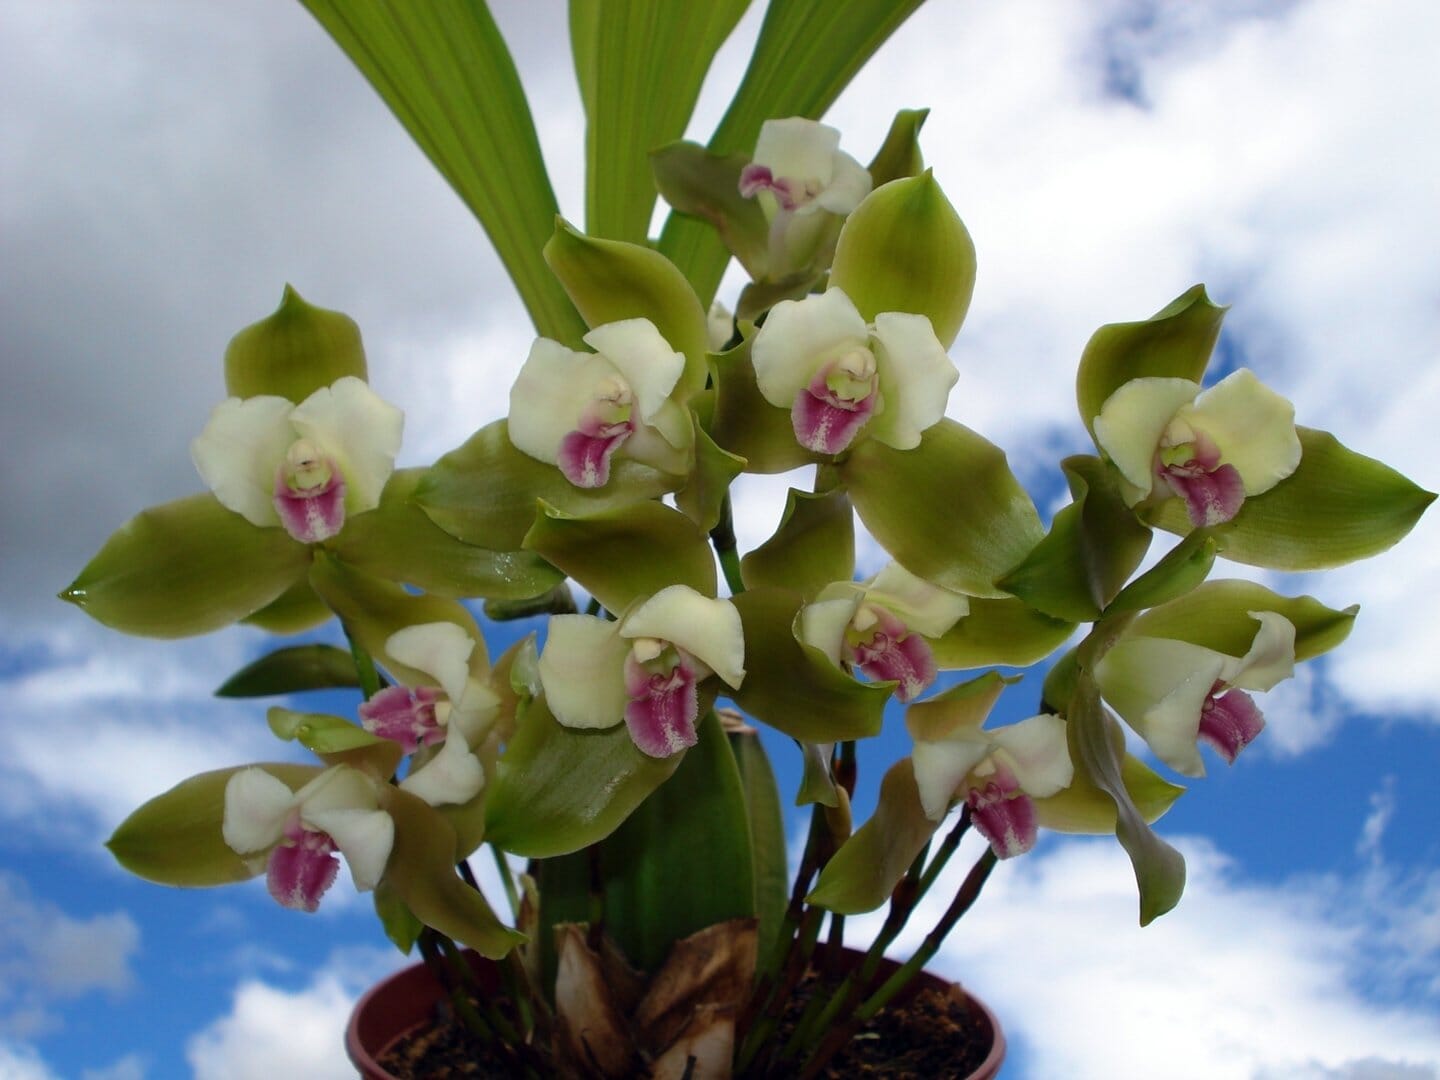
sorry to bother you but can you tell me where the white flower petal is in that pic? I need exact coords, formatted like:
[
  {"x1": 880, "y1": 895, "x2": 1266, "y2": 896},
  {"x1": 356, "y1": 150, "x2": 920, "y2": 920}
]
[
  {"x1": 989, "y1": 714, "x2": 1073, "y2": 798},
  {"x1": 815, "y1": 150, "x2": 873, "y2": 215},
  {"x1": 864, "y1": 562, "x2": 969, "y2": 637},
  {"x1": 912, "y1": 738, "x2": 991, "y2": 820},
  {"x1": 305, "y1": 807, "x2": 394, "y2": 892},
  {"x1": 797, "y1": 595, "x2": 861, "y2": 668},
  {"x1": 751, "y1": 289, "x2": 871, "y2": 409},
  {"x1": 289, "y1": 377, "x2": 403, "y2": 514},
  {"x1": 1095, "y1": 635, "x2": 1228, "y2": 776},
  {"x1": 1229, "y1": 610, "x2": 1297, "y2": 692},
  {"x1": 400, "y1": 735, "x2": 485, "y2": 807},
  {"x1": 753, "y1": 117, "x2": 842, "y2": 185},
  {"x1": 1093, "y1": 377, "x2": 1201, "y2": 496},
  {"x1": 1182, "y1": 368, "x2": 1301, "y2": 496},
  {"x1": 584, "y1": 319, "x2": 685, "y2": 426},
  {"x1": 622, "y1": 586, "x2": 746, "y2": 689},
  {"x1": 385, "y1": 622, "x2": 476, "y2": 704},
  {"x1": 508, "y1": 339, "x2": 617, "y2": 464},
  {"x1": 222, "y1": 767, "x2": 296, "y2": 854},
  {"x1": 539, "y1": 615, "x2": 630, "y2": 729},
  {"x1": 191, "y1": 396, "x2": 295, "y2": 527},
  {"x1": 296, "y1": 764, "x2": 381, "y2": 815},
  {"x1": 868, "y1": 312, "x2": 957, "y2": 451}
]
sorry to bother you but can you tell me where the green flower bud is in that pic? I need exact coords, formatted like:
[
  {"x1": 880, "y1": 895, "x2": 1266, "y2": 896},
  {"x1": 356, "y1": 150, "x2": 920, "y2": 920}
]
[{"x1": 224, "y1": 285, "x2": 367, "y2": 402}]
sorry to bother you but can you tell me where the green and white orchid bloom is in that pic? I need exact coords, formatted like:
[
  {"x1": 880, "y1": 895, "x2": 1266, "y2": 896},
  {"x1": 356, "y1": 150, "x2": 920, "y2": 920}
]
[
  {"x1": 538, "y1": 585, "x2": 745, "y2": 758},
  {"x1": 222, "y1": 764, "x2": 393, "y2": 912},
  {"x1": 508, "y1": 318, "x2": 692, "y2": 489},
  {"x1": 750, "y1": 288, "x2": 956, "y2": 456},
  {"x1": 1095, "y1": 610, "x2": 1296, "y2": 776},
  {"x1": 358, "y1": 621, "x2": 500, "y2": 807},
  {"x1": 1092, "y1": 368, "x2": 1301, "y2": 527},
  {"x1": 739, "y1": 117, "x2": 872, "y2": 278},
  {"x1": 191, "y1": 375, "x2": 403, "y2": 544},
  {"x1": 909, "y1": 702, "x2": 1073, "y2": 859},
  {"x1": 799, "y1": 562, "x2": 969, "y2": 702}
]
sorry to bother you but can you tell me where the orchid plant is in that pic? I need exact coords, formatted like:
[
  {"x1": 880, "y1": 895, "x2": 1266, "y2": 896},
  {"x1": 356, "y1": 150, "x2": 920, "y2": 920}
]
[{"x1": 64, "y1": 3, "x2": 1433, "y2": 1078}]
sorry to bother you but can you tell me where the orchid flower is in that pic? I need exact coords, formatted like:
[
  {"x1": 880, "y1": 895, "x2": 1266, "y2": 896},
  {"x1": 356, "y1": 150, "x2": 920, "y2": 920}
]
[
  {"x1": 739, "y1": 117, "x2": 872, "y2": 278},
  {"x1": 537, "y1": 585, "x2": 745, "y2": 758},
  {"x1": 222, "y1": 764, "x2": 393, "y2": 912},
  {"x1": 1092, "y1": 368, "x2": 1301, "y2": 527},
  {"x1": 358, "y1": 622, "x2": 500, "y2": 807},
  {"x1": 910, "y1": 711, "x2": 1074, "y2": 859},
  {"x1": 1094, "y1": 610, "x2": 1296, "y2": 776},
  {"x1": 799, "y1": 562, "x2": 969, "y2": 702},
  {"x1": 508, "y1": 319, "x2": 692, "y2": 489},
  {"x1": 191, "y1": 375, "x2": 403, "y2": 544},
  {"x1": 750, "y1": 288, "x2": 956, "y2": 455}
]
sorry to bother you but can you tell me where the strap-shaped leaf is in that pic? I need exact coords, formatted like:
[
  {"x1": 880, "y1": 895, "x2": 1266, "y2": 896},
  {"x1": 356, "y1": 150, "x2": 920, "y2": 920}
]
[
  {"x1": 299, "y1": 0, "x2": 586, "y2": 344},
  {"x1": 570, "y1": 0, "x2": 751, "y2": 244},
  {"x1": 1147, "y1": 426, "x2": 1435, "y2": 571},
  {"x1": 657, "y1": 0, "x2": 928, "y2": 306},
  {"x1": 216, "y1": 644, "x2": 360, "y2": 697},
  {"x1": 729, "y1": 726, "x2": 789, "y2": 965}
]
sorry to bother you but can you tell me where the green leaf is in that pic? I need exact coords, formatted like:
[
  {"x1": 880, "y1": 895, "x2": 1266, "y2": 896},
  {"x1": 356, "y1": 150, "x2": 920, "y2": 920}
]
[
  {"x1": 544, "y1": 219, "x2": 710, "y2": 394},
  {"x1": 999, "y1": 455, "x2": 1152, "y2": 622},
  {"x1": 216, "y1": 644, "x2": 360, "y2": 697},
  {"x1": 675, "y1": 423, "x2": 748, "y2": 534},
  {"x1": 841, "y1": 419, "x2": 1045, "y2": 598},
  {"x1": 651, "y1": 141, "x2": 772, "y2": 279},
  {"x1": 484, "y1": 693, "x2": 681, "y2": 857},
  {"x1": 740, "y1": 487, "x2": 855, "y2": 599},
  {"x1": 331, "y1": 469, "x2": 564, "y2": 601},
  {"x1": 298, "y1": 0, "x2": 585, "y2": 344},
  {"x1": 829, "y1": 171, "x2": 976, "y2": 348},
  {"x1": 865, "y1": 107, "x2": 929, "y2": 187},
  {"x1": 381, "y1": 787, "x2": 526, "y2": 959},
  {"x1": 1128, "y1": 579, "x2": 1357, "y2": 663},
  {"x1": 728, "y1": 588, "x2": 890, "y2": 742},
  {"x1": 570, "y1": 0, "x2": 750, "y2": 245},
  {"x1": 415, "y1": 420, "x2": 680, "y2": 553},
  {"x1": 657, "y1": 0, "x2": 928, "y2": 306},
  {"x1": 107, "y1": 764, "x2": 321, "y2": 887},
  {"x1": 808, "y1": 758, "x2": 935, "y2": 915},
  {"x1": 928, "y1": 597, "x2": 1075, "y2": 670},
  {"x1": 707, "y1": 336, "x2": 822, "y2": 474},
  {"x1": 1069, "y1": 676, "x2": 1186, "y2": 925},
  {"x1": 1147, "y1": 426, "x2": 1435, "y2": 570},
  {"x1": 1108, "y1": 531, "x2": 1218, "y2": 614},
  {"x1": 223, "y1": 284, "x2": 367, "y2": 402},
  {"x1": 729, "y1": 725, "x2": 789, "y2": 966},
  {"x1": 61, "y1": 494, "x2": 310, "y2": 638},
  {"x1": 1076, "y1": 285, "x2": 1225, "y2": 442},
  {"x1": 523, "y1": 499, "x2": 717, "y2": 614}
]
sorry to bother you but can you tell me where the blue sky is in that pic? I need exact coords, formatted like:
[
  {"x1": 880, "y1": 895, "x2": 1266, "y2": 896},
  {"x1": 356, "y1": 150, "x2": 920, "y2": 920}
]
[{"x1": 2, "y1": 1, "x2": 1438, "y2": 1077}]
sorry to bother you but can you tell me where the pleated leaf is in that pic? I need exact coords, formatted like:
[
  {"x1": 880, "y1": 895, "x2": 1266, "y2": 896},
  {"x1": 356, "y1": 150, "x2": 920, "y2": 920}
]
[{"x1": 729, "y1": 725, "x2": 789, "y2": 965}]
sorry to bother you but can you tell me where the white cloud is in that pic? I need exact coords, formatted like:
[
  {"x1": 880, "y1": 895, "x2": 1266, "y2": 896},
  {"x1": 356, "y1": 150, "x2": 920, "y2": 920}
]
[
  {"x1": 1357, "y1": 775, "x2": 1398, "y2": 864},
  {"x1": 81, "y1": 1054, "x2": 148, "y2": 1080},
  {"x1": 0, "y1": 1039, "x2": 60, "y2": 1080}
]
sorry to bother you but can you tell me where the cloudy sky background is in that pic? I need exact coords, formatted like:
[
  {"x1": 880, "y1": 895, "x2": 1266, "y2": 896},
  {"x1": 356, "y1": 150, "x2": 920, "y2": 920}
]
[{"x1": 2, "y1": 0, "x2": 1438, "y2": 1076}]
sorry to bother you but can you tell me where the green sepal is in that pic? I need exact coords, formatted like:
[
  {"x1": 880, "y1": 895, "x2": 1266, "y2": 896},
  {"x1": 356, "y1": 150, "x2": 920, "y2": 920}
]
[
  {"x1": 483, "y1": 582, "x2": 578, "y2": 623},
  {"x1": 807, "y1": 757, "x2": 934, "y2": 915},
  {"x1": 380, "y1": 786, "x2": 525, "y2": 959},
  {"x1": 796, "y1": 741, "x2": 841, "y2": 807},
  {"x1": 736, "y1": 274, "x2": 824, "y2": 322},
  {"x1": 106, "y1": 763, "x2": 321, "y2": 887},
  {"x1": 740, "y1": 487, "x2": 855, "y2": 600},
  {"x1": 865, "y1": 108, "x2": 929, "y2": 187},
  {"x1": 729, "y1": 724, "x2": 789, "y2": 966},
  {"x1": 570, "y1": 0, "x2": 749, "y2": 245},
  {"x1": 544, "y1": 219, "x2": 710, "y2": 396},
  {"x1": 240, "y1": 577, "x2": 333, "y2": 634},
  {"x1": 523, "y1": 499, "x2": 717, "y2": 614},
  {"x1": 651, "y1": 141, "x2": 772, "y2": 279},
  {"x1": 1108, "y1": 531, "x2": 1218, "y2": 614},
  {"x1": 61, "y1": 494, "x2": 310, "y2": 638},
  {"x1": 484, "y1": 693, "x2": 682, "y2": 857},
  {"x1": 1069, "y1": 674, "x2": 1186, "y2": 925},
  {"x1": 1128, "y1": 579, "x2": 1357, "y2": 663},
  {"x1": 675, "y1": 423, "x2": 748, "y2": 534},
  {"x1": 1076, "y1": 284, "x2": 1225, "y2": 441},
  {"x1": 929, "y1": 597, "x2": 1075, "y2": 670},
  {"x1": 331, "y1": 469, "x2": 564, "y2": 601},
  {"x1": 1035, "y1": 749, "x2": 1184, "y2": 835},
  {"x1": 223, "y1": 284, "x2": 367, "y2": 402},
  {"x1": 373, "y1": 880, "x2": 425, "y2": 955},
  {"x1": 841, "y1": 419, "x2": 1044, "y2": 598},
  {"x1": 215, "y1": 644, "x2": 360, "y2": 697},
  {"x1": 728, "y1": 588, "x2": 890, "y2": 742},
  {"x1": 707, "y1": 336, "x2": 822, "y2": 474},
  {"x1": 415, "y1": 420, "x2": 679, "y2": 553},
  {"x1": 904, "y1": 670, "x2": 1015, "y2": 744},
  {"x1": 1041, "y1": 647, "x2": 1080, "y2": 715},
  {"x1": 829, "y1": 170, "x2": 975, "y2": 348},
  {"x1": 1147, "y1": 426, "x2": 1435, "y2": 571},
  {"x1": 998, "y1": 455, "x2": 1152, "y2": 621}
]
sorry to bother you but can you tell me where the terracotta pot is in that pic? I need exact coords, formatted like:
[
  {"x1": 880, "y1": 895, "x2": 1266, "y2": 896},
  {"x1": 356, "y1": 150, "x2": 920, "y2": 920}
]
[{"x1": 346, "y1": 946, "x2": 1004, "y2": 1079}]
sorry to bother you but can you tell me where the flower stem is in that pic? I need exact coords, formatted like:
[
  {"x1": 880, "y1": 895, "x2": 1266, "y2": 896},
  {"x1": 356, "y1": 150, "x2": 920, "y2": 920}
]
[
  {"x1": 490, "y1": 842, "x2": 521, "y2": 919},
  {"x1": 710, "y1": 492, "x2": 746, "y2": 596},
  {"x1": 344, "y1": 629, "x2": 382, "y2": 699}
]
